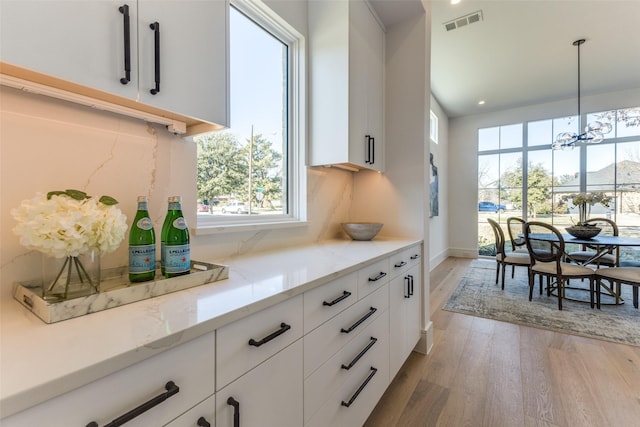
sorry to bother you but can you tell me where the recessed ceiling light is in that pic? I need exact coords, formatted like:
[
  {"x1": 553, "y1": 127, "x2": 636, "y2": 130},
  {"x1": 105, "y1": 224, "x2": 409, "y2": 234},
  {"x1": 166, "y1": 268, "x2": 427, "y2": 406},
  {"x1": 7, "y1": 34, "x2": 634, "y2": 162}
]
[
  {"x1": 451, "y1": 0, "x2": 461, "y2": 4},
  {"x1": 478, "y1": 100, "x2": 486, "y2": 105}
]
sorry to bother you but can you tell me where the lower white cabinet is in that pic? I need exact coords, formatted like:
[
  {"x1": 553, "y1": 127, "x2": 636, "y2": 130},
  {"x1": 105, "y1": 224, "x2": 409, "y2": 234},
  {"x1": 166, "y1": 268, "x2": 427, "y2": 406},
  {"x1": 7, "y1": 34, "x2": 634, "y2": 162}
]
[
  {"x1": 165, "y1": 394, "x2": 214, "y2": 427},
  {"x1": 0, "y1": 332, "x2": 216, "y2": 427},
  {"x1": 216, "y1": 340, "x2": 303, "y2": 427},
  {"x1": 389, "y1": 264, "x2": 422, "y2": 377}
]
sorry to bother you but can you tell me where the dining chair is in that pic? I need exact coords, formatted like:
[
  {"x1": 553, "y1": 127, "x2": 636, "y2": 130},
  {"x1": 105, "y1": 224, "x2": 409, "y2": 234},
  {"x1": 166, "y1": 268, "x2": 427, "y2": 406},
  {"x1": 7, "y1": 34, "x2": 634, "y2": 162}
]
[
  {"x1": 566, "y1": 217, "x2": 619, "y2": 268},
  {"x1": 595, "y1": 267, "x2": 640, "y2": 309},
  {"x1": 507, "y1": 217, "x2": 528, "y2": 253},
  {"x1": 523, "y1": 221, "x2": 596, "y2": 310},
  {"x1": 487, "y1": 218, "x2": 530, "y2": 289}
]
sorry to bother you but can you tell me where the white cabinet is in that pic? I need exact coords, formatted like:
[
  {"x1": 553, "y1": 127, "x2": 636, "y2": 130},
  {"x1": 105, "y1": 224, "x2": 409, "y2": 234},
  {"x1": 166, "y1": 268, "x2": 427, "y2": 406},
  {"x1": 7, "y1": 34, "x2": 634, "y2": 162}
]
[
  {"x1": 0, "y1": 333, "x2": 215, "y2": 427},
  {"x1": 216, "y1": 340, "x2": 303, "y2": 427},
  {"x1": 0, "y1": 0, "x2": 227, "y2": 128},
  {"x1": 309, "y1": 0, "x2": 385, "y2": 172},
  {"x1": 389, "y1": 247, "x2": 422, "y2": 378},
  {"x1": 165, "y1": 394, "x2": 214, "y2": 427}
]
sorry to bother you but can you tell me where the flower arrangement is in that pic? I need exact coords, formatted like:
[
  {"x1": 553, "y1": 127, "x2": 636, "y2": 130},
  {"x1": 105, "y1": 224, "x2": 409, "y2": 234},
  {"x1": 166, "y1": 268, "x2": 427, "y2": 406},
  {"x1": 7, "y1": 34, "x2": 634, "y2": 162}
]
[
  {"x1": 11, "y1": 190, "x2": 128, "y2": 299},
  {"x1": 11, "y1": 189, "x2": 128, "y2": 257},
  {"x1": 562, "y1": 192, "x2": 612, "y2": 225}
]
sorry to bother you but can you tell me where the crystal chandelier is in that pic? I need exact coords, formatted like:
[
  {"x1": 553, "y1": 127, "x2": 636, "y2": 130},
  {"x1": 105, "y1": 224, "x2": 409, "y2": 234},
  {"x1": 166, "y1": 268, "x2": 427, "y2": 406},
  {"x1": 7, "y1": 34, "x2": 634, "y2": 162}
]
[{"x1": 552, "y1": 39, "x2": 613, "y2": 150}]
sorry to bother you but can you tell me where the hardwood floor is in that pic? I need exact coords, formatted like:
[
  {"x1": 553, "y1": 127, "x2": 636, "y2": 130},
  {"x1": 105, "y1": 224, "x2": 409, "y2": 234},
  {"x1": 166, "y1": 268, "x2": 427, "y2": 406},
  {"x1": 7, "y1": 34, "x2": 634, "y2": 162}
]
[{"x1": 364, "y1": 257, "x2": 640, "y2": 427}]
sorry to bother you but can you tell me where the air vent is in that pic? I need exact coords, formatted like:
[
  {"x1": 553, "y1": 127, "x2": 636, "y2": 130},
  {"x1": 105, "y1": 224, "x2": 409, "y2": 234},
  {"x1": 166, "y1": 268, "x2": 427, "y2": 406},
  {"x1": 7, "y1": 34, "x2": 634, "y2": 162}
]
[{"x1": 444, "y1": 10, "x2": 483, "y2": 31}]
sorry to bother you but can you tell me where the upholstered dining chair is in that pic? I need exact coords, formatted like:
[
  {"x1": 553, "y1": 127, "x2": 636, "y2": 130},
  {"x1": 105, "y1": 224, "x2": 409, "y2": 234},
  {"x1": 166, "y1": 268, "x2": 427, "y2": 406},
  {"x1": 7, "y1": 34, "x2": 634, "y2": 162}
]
[
  {"x1": 595, "y1": 267, "x2": 640, "y2": 309},
  {"x1": 487, "y1": 218, "x2": 530, "y2": 289},
  {"x1": 566, "y1": 217, "x2": 619, "y2": 268},
  {"x1": 523, "y1": 221, "x2": 596, "y2": 310},
  {"x1": 507, "y1": 217, "x2": 528, "y2": 254}
]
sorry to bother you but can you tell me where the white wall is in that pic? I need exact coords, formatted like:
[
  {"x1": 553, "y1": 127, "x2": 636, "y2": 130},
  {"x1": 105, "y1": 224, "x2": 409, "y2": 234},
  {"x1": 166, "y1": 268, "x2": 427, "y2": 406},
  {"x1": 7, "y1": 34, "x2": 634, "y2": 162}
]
[
  {"x1": 448, "y1": 87, "x2": 640, "y2": 257},
  {"x1": 428, "y1": 94, "x2": 448, "y2": 270}
]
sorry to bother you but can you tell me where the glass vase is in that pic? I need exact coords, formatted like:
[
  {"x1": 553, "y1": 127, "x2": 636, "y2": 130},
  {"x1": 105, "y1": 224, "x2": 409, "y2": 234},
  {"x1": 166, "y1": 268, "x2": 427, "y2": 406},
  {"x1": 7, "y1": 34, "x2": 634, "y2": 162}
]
[{"x1": 42, "y1": 248, "x2": 100, "y2": 301}]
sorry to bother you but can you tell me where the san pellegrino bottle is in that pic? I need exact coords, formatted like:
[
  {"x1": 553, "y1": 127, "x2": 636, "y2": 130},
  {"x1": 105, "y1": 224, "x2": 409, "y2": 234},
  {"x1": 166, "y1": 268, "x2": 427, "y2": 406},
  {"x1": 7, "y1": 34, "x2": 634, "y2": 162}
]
[
  {"x1": 161, "y1": 196, "x2": 191, "y2": 278},
  {"x1": 129, "y1": 196, "x2": 156, "y2": 282}
]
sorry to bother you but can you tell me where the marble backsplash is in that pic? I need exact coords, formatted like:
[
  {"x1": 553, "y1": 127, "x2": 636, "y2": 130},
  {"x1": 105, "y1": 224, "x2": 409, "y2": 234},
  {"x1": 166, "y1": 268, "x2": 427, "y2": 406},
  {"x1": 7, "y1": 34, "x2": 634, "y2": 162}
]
[{"x1": 0, "y1": 86, "x2": 356, "y2": 301}]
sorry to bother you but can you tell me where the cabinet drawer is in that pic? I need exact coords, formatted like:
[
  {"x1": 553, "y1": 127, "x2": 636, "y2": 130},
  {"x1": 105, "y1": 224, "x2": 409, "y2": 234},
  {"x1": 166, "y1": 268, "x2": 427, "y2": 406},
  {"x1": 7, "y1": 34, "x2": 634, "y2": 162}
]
[
  {"x1": 304, "y1": 284, "x2": 388, "y2": 378},
  {"x1": 216, "y1": 295, "x2": 303, "y2": 390},
  {"x1": 304, "y1": 309, "x2": 389, "y2": 424},
  {"x1": 304, "y1": 271, "x2": 358, "y2": 334},
  {"x1": 357, "y1": 258, "x2": 390, "y2": 298},
  {"x1": 304, "y1": 323, "x2": 390, "y2": 427},
  {"x1": 1, "y1": 333, "x2": 215, "y2": 427},
  {"x1": 388, "y1": 246, "x2": 418, "y2": 278}
]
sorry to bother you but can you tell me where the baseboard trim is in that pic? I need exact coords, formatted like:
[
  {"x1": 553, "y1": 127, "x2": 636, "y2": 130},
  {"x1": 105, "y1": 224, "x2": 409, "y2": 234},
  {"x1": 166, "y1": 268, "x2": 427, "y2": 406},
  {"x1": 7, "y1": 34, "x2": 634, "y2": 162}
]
[
  {"x1": 448, "y1": 248, "x2": 478, "y2": 259},
  {"x1": 413, "y1": 321, "x2": 434, "y2": 355}
]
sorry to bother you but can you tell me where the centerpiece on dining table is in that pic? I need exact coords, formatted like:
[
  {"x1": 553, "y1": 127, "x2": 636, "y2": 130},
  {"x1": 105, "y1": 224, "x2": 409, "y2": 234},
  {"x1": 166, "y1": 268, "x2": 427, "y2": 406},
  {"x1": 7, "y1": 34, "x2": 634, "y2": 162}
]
[
  {"x1": 562, "y1": 192, "x2": 612, "y2": 239},
  {"x1": 11, "y1": 189, "x2": 128, "y2": 301}
]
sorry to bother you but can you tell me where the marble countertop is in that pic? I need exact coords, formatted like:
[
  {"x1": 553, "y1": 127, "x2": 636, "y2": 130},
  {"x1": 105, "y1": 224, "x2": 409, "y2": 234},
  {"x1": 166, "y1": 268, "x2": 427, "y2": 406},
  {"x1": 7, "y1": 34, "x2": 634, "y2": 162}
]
[{"x1": 0, "y1": 238, "x2": 421, "y2": 418}]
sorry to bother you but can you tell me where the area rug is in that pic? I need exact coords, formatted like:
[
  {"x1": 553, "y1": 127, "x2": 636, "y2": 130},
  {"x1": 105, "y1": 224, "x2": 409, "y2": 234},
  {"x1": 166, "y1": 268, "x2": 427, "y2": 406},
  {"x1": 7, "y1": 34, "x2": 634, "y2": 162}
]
[{"x1": 443, "y1": 259, "x2": 640, "y2": 347}]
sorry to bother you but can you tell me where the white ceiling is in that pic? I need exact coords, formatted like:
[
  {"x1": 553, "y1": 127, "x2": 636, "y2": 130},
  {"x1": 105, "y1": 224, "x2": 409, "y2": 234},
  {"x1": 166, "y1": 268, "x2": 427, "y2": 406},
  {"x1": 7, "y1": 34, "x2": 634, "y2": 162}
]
[{"x1": 372, "y1": 0, "x2": 640, "y2": 119}]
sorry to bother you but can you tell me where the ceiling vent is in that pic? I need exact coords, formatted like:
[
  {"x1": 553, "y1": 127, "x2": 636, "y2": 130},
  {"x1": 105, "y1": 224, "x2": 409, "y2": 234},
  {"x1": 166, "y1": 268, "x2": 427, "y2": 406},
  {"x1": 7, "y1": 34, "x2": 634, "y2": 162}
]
[{"x1": 444, "y1": 10, "x2": 483, "y2": 31}]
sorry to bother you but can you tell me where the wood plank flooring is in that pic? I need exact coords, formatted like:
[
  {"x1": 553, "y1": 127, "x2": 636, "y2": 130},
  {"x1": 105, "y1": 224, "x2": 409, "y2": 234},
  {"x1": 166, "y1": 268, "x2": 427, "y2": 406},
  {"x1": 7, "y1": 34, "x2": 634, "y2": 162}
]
[{"x1": 364, "y1": 257, "x2": 640, "y2": 427}]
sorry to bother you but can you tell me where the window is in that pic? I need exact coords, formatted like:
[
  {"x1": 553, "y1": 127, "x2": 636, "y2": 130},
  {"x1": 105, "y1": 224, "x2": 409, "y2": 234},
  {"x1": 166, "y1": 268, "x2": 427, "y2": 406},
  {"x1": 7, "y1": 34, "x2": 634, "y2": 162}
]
[
  {"x1": 430, "y1": 110, "x2": 438, "y2": 143},
  {"x1": 195, "y1": 0, "x2": 305, "y2": 232},
  {"x1": 477, "y1": 107, "x2": 640, "y2": 261}
]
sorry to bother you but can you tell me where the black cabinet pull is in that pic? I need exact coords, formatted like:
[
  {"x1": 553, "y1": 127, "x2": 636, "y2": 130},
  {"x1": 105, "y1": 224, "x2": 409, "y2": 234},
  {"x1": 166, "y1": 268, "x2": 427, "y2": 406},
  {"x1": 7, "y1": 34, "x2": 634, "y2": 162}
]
[
  {"x1": 341, "y1": 337, "x2": 377, "y2": 370},
  {"x1": 86, "y1": 381, "x2": 179, "y2": 427},
  {"x1": 118, "y1": 4, "x2": 131, "y2": 84},
  {"x1": 410, "y1": 254, "x2": 420, "y2": 260},
  {"x1": 341, "y1": 367, "x2": 378, "y2": 407},
  {"x1": 408, "y1": 274, "x2": 414, "y2": 296},
  {"x1": 248, "y1": 322, "x2": 291, "y2": 347},
  {"x1": 394, "y1": 261, "x2": 407, "y2": 268},
  {"x1": 341, "y1": 307, "x2": 377, "y2": 333},
  {"x1": 370, "y1": 136, "x2": 375, "y2": 164},
  {"x1": 404, "y1": 276, "x2": 411, "y2": 298},
  {"x1": 149, "y1": 22, "x2": 160, "y2": 94},
  {"x1": 323, "y1": 290, "x2": 351, "y2": 307},
  {"x1": 365, "y1": 135, "x2": 371, "y2": 164},
  {"x1": 227, "y1": 397, "x2": 240, "y2": 427},
  {"x1": 368, "y1": 272, "x2": 386, "y2": 282},
  {"x1": 197, "y1": 417, "x2": 211, "y2": 427}
]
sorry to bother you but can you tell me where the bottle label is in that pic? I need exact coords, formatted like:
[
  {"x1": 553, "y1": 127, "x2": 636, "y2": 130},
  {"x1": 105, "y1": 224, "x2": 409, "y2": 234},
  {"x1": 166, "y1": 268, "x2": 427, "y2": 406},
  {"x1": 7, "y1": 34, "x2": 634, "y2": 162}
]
[
  {"x1": 173, "y1": 217, "x2": 188, "y2": 230},
  {"x1": 129, "y1": 245, "x2": 156, "y2": 273},
  {"x1": 136, "y1": 217, "x2": 154, "y2": 231},
  {"x1": 165, "y1": 244, "x2": 190, "y2": 273}
]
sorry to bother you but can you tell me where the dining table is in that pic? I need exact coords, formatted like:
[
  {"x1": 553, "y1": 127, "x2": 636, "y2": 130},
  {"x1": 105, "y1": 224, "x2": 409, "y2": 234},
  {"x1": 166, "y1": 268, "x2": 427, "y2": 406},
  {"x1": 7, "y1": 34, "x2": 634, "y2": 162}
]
[{"x1": 522, "y1": 232, "x2": 640, "y2": 305}]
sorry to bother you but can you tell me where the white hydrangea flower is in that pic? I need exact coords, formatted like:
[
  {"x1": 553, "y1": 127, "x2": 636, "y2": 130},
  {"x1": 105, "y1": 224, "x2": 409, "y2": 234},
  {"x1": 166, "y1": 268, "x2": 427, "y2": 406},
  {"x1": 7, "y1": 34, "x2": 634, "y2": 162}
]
[{"x1": 11, "y1": 192, "x2": 128, "y2": 258}]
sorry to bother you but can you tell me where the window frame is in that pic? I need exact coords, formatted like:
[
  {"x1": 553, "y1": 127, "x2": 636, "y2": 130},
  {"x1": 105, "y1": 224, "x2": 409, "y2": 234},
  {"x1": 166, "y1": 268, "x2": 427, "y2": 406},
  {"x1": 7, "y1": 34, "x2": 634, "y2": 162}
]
[
  {"x1": 430, "y1": 110, "x2": 438, "y2": 143},
  {"x1": 194, "y1": 0, "x2": 307, "y2": 235}
]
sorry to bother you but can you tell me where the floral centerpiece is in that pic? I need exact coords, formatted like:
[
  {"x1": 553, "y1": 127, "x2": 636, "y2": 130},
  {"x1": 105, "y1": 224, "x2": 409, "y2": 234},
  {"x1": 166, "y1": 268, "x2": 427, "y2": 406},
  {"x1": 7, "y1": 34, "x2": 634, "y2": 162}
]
[
  {"x1": 11, "y1": 189, "x2": 128, "y2": 300},
  {"x1": 561, "y1": 192, "x2": 612, "y2": 239}
]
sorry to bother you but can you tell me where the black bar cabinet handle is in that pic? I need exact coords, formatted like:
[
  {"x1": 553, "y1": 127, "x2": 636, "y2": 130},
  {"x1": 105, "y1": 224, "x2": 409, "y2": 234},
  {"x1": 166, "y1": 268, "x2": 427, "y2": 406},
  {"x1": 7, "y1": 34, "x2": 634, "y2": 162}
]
[
  {"x1": 323, "y1": 290, "x2": 351, "y2": 307},
  {"x1": 341, "y1": 307, "x2": 377, "y2": 333},
  {"x1": 197, "y1": 417, "x2": 211, "y2": 427},
  {"x1": 409, "y1": 274, "x2": 414, "y2": 296},
  {"x1": 227, "y1": 397, "x2": 240, "y2": 427},
  {"x1": 365, "y1": 135, "x2": 371, "y2": 164},
  {"x1": 404, "y1": 276, "x2": 411, "y2": 298},
  {"x1": 368, "y1": 272, "x2": 387, "y2": 282},
  {"x1": 394, "y1": 261, "x2": 407, "y2": 268},
  {"x1": 341, "y1": 367, "x2": 378, "y2": 407},
  {"x1": 248, "y1": 322, "x2": 291, "y2": 347},
  {"x1": 370, "y1": 136, "x2": 375, "y2": 164},
  {"x1": 86, "y1": 381, "x2": 179, "y2": 427},
  {"x1": 150, "y1": 22, "x2": 160, "y2": 94},
  {"x1": 119, "y1": 5, "x2": 131, "y2": 84},
  {"x1": 341, "y1": 337, "x2": 377, "y2": 370}
]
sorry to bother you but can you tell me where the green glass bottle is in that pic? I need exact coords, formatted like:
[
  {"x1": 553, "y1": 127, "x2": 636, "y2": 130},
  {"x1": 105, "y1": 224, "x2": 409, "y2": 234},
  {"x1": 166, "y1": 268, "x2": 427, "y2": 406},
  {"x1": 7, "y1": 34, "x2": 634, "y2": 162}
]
[
  {"x1": 161, "y1": 196, "x2": 190, "y2": 278},
  {"x1": 129, "y1": 196, "x2": 156, "y2": 282}
]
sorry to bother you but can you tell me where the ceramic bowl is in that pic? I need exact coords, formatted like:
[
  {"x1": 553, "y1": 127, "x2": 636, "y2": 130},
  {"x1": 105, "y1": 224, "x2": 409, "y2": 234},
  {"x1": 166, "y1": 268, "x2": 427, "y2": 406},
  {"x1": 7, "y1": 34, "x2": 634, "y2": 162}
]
[
  {"x1": 341, "y1": 222, "x2": 383, "y2": 241},
  {"x1": 566, "y1": 225, "x2": 602, "y2": 239}
]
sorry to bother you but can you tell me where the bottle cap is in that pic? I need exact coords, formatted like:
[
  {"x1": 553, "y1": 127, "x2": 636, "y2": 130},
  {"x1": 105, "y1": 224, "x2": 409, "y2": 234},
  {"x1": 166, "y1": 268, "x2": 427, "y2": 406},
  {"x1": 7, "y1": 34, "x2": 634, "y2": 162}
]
[
  {"x1": 137, "y1": 196, "x2": 148, "y2": 202},
  {"x1": 168, "y1": 196, "x2": 182, "y2": 203}
]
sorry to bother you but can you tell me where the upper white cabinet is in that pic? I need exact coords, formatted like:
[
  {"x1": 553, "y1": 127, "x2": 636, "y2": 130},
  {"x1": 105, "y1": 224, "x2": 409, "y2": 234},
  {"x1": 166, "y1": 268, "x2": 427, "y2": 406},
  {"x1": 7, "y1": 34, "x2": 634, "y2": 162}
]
[
  {"x1": 309, "y1": 0, "x2": 385, "y2": 172},
  {"x1": 0, "y1": 0, "x2": 228, "y2": 131}
]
